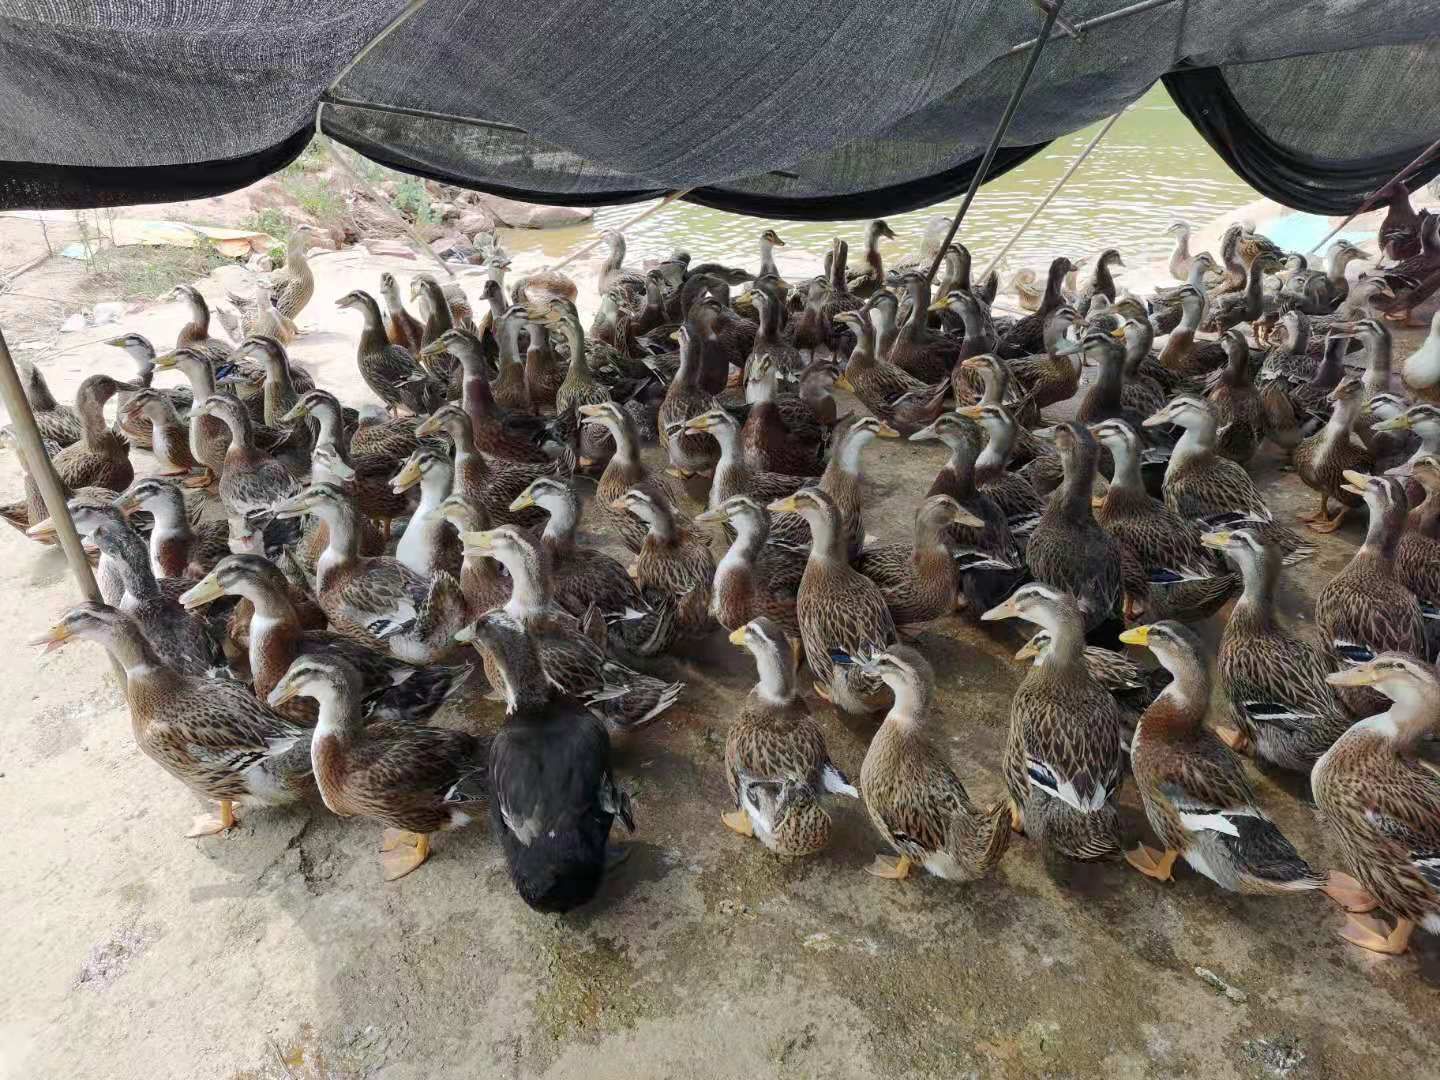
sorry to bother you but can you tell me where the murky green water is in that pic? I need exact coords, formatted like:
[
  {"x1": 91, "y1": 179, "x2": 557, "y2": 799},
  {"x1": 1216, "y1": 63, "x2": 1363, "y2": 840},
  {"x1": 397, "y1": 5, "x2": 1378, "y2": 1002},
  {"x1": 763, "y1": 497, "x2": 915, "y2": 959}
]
[{"x1": 498, "y1": 86, "x2": 1256, "y2": 284}]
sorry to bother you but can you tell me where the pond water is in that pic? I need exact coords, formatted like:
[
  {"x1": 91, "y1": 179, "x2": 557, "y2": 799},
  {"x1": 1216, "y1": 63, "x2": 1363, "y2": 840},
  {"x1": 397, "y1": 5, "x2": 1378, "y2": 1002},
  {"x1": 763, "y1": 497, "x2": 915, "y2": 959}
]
[{"x1": 497, "y1": 85, "x2": 1257, "y2": 283}]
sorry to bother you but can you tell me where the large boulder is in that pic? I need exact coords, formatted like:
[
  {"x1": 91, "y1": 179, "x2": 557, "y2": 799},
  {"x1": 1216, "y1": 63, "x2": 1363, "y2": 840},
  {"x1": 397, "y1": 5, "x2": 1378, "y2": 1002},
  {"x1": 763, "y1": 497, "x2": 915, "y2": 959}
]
[
  {"x1": 472, "y1": 194, "x2": 592, "y2": 229},
  {"x1": 456, "y1": 208, "x2": 499, "y2": 235}
]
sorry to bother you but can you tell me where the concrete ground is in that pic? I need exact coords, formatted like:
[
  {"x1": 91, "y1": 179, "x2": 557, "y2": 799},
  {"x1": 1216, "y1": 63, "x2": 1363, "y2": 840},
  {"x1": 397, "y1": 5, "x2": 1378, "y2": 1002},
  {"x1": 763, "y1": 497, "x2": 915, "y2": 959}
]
[{"x1": 2, "y1": 216, "x2": 1438, "y2": 1080}]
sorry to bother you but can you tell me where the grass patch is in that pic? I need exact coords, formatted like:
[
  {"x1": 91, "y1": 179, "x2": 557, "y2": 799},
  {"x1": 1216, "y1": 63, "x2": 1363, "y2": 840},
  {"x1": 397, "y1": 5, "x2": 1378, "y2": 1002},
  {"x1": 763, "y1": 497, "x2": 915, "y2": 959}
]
[
  {"x1": 80, "y1": 241, "x2": 232, "y2": 302},
  {"x1": 391, "y1": 176, "x2": 437, "y2": 227}
]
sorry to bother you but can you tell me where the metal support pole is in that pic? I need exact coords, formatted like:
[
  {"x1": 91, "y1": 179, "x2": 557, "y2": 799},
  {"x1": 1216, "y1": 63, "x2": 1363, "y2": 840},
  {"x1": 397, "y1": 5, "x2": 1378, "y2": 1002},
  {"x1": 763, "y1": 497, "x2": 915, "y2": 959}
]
[
  {"x1": 0, "y1": 323, "x2": 125, "y2": 683},
  {"x1": 1306, "y1": 134, "x2": 1440, "y2": 256},
  {"x1": 1004, "y1": 0, "x2": 1182, "y2": 56},
  {"x1": 925, "y1": 0, "x2": 1065, "y2": 283},
  {"x1": 979, "y1": 106, "x2": 1129, "y2": 281}
]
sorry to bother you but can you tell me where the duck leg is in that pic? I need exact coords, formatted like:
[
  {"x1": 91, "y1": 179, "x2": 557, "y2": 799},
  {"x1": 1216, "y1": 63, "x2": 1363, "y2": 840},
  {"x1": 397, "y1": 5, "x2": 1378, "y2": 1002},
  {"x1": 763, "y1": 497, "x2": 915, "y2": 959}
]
[
  {"x1": 1337, "y1": 913, "x2": 1414, "y2": 955},
  {"x1": 379, "y1": 830, "x2": 430, "y2": 880},
  {"x1": 1124, "y1": 844, "x2": 1178, "y2": 881},
  {"x1": 1324, "y1": 871, "x2": 1379, "y2": 913},
  {"x1": 1296, "y1": 495, "x2": 1329, "y2": 523},
  {"x1": 186, "y1": 799, "x2": 237, "y2": 837},
  {"x1": 865, "y1": 854, "x2": 912, "y2": 879},
  {"x1": 1308, "y1": 505, "x2": 1349, "y2": 534},
  {"x1": 1009, "y1": 799, "x2": 1025, "y2": 834},
  {"x1": 721, "y1": 810, "x2": 754, "y2": 837},
  {"x1": 812, "y1": 680, "x2": 834, "y2": 704}
]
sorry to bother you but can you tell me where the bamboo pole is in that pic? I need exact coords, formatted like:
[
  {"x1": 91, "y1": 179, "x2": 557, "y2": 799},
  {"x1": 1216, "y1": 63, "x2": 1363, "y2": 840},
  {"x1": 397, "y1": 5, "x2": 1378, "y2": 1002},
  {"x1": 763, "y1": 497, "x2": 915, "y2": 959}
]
[
  {"x1": 0, "y1": 322, "x2": 125, "y2": 684},
  {"x1": 547, "y1": 190, "x2": 694, "y2": 274}
]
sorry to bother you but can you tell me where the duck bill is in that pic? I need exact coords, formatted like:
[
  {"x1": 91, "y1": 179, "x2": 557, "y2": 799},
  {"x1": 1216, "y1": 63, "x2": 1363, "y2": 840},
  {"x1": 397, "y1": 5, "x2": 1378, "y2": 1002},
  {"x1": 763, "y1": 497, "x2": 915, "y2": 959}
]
[
  {"x1": 178, "y1": 572, "x2": 226, "y2": 610},
  {"x1": 27, "y1": 623, "x2": 74, "y2": 653},
  {"x1": 955, "y1": 405, "x2": 984, "y2": 420},
  {"x1": 279, "y1": 402, "x2": 310, "y2": 424},
  {"x1": 979, "y1": 596, "x2": 1020, "y2": 622},
  {"x1": 907, "y1": 421, "x2": 939, "y2": 442},
  {"x1": 266, "y1": 681, "x2": 301, "y2": 708},
  {"x1": 413, "y1": 414, "x2": 443, "y2": 437},
  {"x1": 1372, "y1": 416, "x2": 1409, "y2": 433},
  {"x1": 950, "y1": 506, "x2": 984, "y2": 529},
  {"x1": 459, "y1": 529, "x2": 497, "y2": 556},
  {"x1": 1199, "y1": 530, "x2": 1232, "y2": 551},
  {"x1": 1013, "y1": 639, "x2": 1041, "y2": 661},
  {"x1": 577, "y1": 403, "x2": 606, "y2": 419},
  {"x1": 390, "y1": 460, "x2": 422, "y2": 493},
  {"x1": 452, "y1": 623, "x2": 476, "y2": 644},
  {"x1": 509, "y1": 492, "x2": 536, "y2": 512},
  {"x1": 727, "y1": 626, "x2": 748, "y2": 646},
  {"x1": 323, "y1": 457, "x2": 356, "y2": 482},
  {"x1": 833, "y1": 374, "x2": 855, "y2": 393},
  {"x1": 150, "y1": 351, "x2": 180, "y2": 371},
  {"x1": 112, "y1": 491, "x2": 141, "y2": 516},
  {"x1": 270, "y1": 495, "x2": 311, "y2": 521},
  {"x1": 874, "y1": 423, "x2": 900, "y2": 439},
  {"x1": 1340, "y1": 468, "x2": 1372, "y2": 495},
  {"x1": 1117, "y1": 625, "x2": 1152, "y2": 646},
  {"x1": 25, "y1": 516, "x2": 57, "y2": 541},
  {"x1": 926, "y1": 299, "x2": 952, "y2": 313},
  {"x1": 693, "y1": 507, "x2": 728, "y2": 524},
  {"x1": 1141, "y1": 409, "x2": 1170, "y2": 428},
  {"x1": 1326, "y1": 666, "x2": 1378, "y2": 689},
  {"x1": 766, "y1": 495, "x2": 801, "y2": 515}
]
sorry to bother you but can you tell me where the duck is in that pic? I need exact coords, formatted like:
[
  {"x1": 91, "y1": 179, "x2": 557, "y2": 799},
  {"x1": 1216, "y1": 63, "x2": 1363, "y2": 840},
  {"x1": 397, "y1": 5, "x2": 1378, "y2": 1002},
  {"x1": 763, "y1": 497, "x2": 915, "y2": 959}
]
[
  {"x1": 267, "y1": 654, "x2": 485, "y2": 880},
  {"x1": 336, "y1": 289, "x2": 444, "y2": 416},
  {"x1": 855, "y1": 495, "x2": 982, "y2": 631},
  {"x1": 1157, "y1": 285, "x2": 1227, "y2": 377},
  {"x1": 464, "y1": 609, "x2": 635, "y2": 913},
  {"x1": 89, "y1": 517, "x2": 221, "y2": 676},
  {"x1": 610, "y1": 487, "x2": 716, "y2": 640},
  {"x1": 996, "y1": 257, "x2": 1075, "y2": 358},
  {"x1": 29, "y1": 602, "x2": 311, "y2": 837},
  {"x1": 433, "y1": 492, "x2": 514, "y2": 621},
  {"x1": 1377, "y1": 180, "x2": 1425, "y2": 261},
  {"x1": 721, "y1": 618, "x2": 857, "y2": 856},
  {"x1": 379, "y1": 271, "x2": 424, "y2": 354},
  {"x1": 171, "y1": 284, "x2": 236, "y2": 368},
  {"x1": 845, "y1": 220, "x2": 896, "y2": 299},
  {"x1": 510, "y1": 477, "x2": 677, "y2": 657},
  {"x1": 1205, "y1": 330, "x2": 1265, "y2": 464},
  {"x1": 1371, "y1": 212, "x2": 1440, "y2": 325},
  {"x1": 410, "y1": 273, "x2": 459, "y2": 353},
  {"x1": 226, "y1": 334, "x2": 317, "y2": 430},
  {"x1": 229, "y1": 223, "x2": 317, "y2": 322},
  {"x1": 273, "y1": 484, "x2": 468, "y2": 663},
  {"x1": 954, "y1": 404, "x2": 1046, "y2": 534},
  {"x1": 1013, "y1": 629, "x2": 1165, "y2": 744},
  {"x1": 981, "y1": 584, "x2": 1124, "y2": 859},
  {"x1": 768, "y1": 487, "x2": 898, "y2": 714},
  {"x1": 117, "y1": 388, "x2": 197, "y2": 478},
  {"x1": 685, "y1": 408, "x2": 808, "y2": 513},
  {"x1": 181, "y1": 554, "x2": 468, "y2": 726},
  {"x1": 1117, "y1": 621, "x2": 1330, "y2": 895},
  {"x1": 1075, "y1": 248, "x2": 1124, "y2": 316},
  {"x1": 1145, "y1": 396, "x2": 1315, "y2": 562},
  {"x1": 1394, "y1": 456, "x2": 1440, "y2": 619},
  {"x1": 596, "y1": 229, "x2": 647, "y2": 305},
  {"x1": 12, "y1": 359, "x2": 80, "y2": 447},
  {"x1": 421, "y1": 329, "x2": 549, "y2": 464},
  {"x1": 113, "y1": 476, "x2": 227, "y2": 581},
  {"x1": 1281, "y1": 240, "x2": 1369, "y2": 315},
  {"x1": 1315, "y1": 472, "x2": 1426, "y2": 718},
  {"x1": 747, "y1": 282, "x2": 803, "y2": 380},
  {"x1": 1004, "y1": 307, "x2": 1083, "y2": 411},
  {"x1": 25, "y1": 496, "x2": 129, "y2": 600},
  {"x1": 1022, "y1": 422, "x2": 1122, "y2": 632},
  {"x1": 886, "y1": 272, "x2": 959, "y2": 383},
  {"x1": 390, "y1": 447, "x2": 461, "y2": 578},
  {"x1": 1400, "y1": 312, "x2": 1440, "y2": 403},
  {"x1": 1090, "y1": 419, "x2": 1237, "y2": 623},
  {"x1": 459, "y1": 526, "x2": 684, "y2": 730},
  {"x1": 149, "y1": 347, "x2": 237, "y2": 480},
  {"x1": 832, "y1": 309, "x2": 945, "y2": 435},
  {"x1": 1292, "y1": 376, "x2": 1375, "y2": 532},
  {"x1": 191, "y1": 394, "x2": 300, "y2": 544},
  {"x1": 51, "y1": 374, "x2": 137, "y2": 494},
  {"x1": 414, "y1": 403, "x2": 556, "y2": 531},
  {"x1": 1164, "y1": 222, "x2": 1198, "y2": 282},
  {"x1": 1315, "y1": 654, "x2": 1440, "y2": 955},
  {"x1": 577, "y1": 401, "x2": 690, "y2": 552},
  {"x1": 1199, "y1": 528, "x2": 1352, "y2": 768},
  {"x1": 831, "y1": 645, "x2": 1009, "y2": 881},
  {"x1": 695, "y1": 495, "x2": 804, "y2": 636},
  {"x1": 656, "y1": 320, "x2": 723, "y2": 478},
  {"x1": 909, "y1": 412, "x2": 1024, "y2": 609},
  {"x1": 527, "y1": 297, "x2": 618, "y2": 464},
  {"x1": 740, "y1": 354, "x2": 827, "y2": 476},
  {"x1": 233, "y1": 286, "x2": 298, "y2": 344}
]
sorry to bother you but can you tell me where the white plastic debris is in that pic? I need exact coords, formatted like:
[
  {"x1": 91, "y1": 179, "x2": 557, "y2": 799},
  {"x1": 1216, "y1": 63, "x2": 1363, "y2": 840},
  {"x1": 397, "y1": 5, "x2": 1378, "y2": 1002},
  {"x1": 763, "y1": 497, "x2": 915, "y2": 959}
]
[
  {"x1": 91, "y1": 301, "x2": 126, "y2": 325},
  {"x1": 60, "y1": 313, "x2": 88, "y2": 333}
]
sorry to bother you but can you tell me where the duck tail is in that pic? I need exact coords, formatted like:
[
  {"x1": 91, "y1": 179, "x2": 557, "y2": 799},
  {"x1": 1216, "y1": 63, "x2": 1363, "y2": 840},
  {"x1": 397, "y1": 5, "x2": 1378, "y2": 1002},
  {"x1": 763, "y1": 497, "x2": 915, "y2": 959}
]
[
  {"x1": 819, "y1": 761, "x2": 858, "y2": 799},
  {"x1": 973, "y1": 798, "x2": 1014, "y2": 875},
  {"x1": 605, "y1": 594, "x2": 678, "y2": 657},
  {"x1": 1218, "y1": 814, "x2": 1329, "y2": 894},
  {"x1": 364, "y1": 662, "x2": 473, "y2": 724},
  {"x1": 588, "y1": 669, "x2": 685, "y2": 731}
]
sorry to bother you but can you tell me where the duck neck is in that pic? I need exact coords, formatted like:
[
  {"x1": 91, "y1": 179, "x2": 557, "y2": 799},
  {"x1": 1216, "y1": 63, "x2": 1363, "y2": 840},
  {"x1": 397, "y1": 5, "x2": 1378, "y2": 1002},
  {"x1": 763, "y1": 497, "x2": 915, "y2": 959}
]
[
  {"x1": 1057, "y1": 446, "x2": 1098, "y2": 520},
  {"x1": 540, "y1": 495, "x2": 581, "y2": 550},
  {"x1": 1170, "y1": 418, "x2": 1216, "y2": 472},
  {"x1": 758, "y1": 237, "x2": 778, "y2": 278},
  {"x1": 975, "y1": 423, "x2": 1012, "y2": 473},
  {"x1": 1146, "y1": 655, "x2": 1209, "y2": 734},
  {"x1": 1379, "y1": 679, "x2": 1440, "y2": 750},
  {"x1": 1041, "y1": 260, "x2": 1069, "y2": 314},
  {"x1": 24, "y1": 366, "x2": 58, "y2": 411},
  {"x1": 1361, "y1": 500, "x2": 1403, "y2": 562},
  {"x1": 941, "y1": 436, "x2": 979, "y2": 497},
  {"x1": 1177, "y1": 293, "x2": 1204, "y2": 334},
  {"x1": 1107, "y1": 439, "x2": 1144, "y2": 493},
  {"x1": 246, "y1": 584, "x2": 301, "y2": 693},
  {"x1": 460, "y1": 350, "x2": 497, "y2": 426},
  {"x1": 501, "y1": 550, "x2": 551, "y2": 620},
  {"x1": 317, "y1": 502, "x2": 360, "y2": 570},
  {"x1": 752, "y1": 645, "x2": 797, "y2": 707},
  {"x1": 902, "y1": 278, "x2": 930, "y2": 341},
  {"x1": 601, "y1": 236, "x2": 625, "y2": 281},
  {"x1": 802, "y1": 506, "x2": 846, "y2": 564},
  {"x1": 75, "y1": 384, "x2": 112, "y2": 447},
  {"x1": 1363, "y1": 334, "x2": 1393, "y2": 396},
  {"x1": 864, "y1": 225, "x2": 884, "y2": 278},
  {"x1": 104, "y1": 620, "x2": 165, "y2": 680},
  {"x1": 561, "y1": 314, "x2": 590, "y2": 379},
  {"x1": 217, "y1": 404, "x2": 255, "y2": 454},
  {"x1": 1232, "y1": 551, "x2": 1281, "y2": 636},
  {"x1": 108, "y1": 526, "x2": 162, "y2": 602},
  {"x1": 1172, "y1": 230, "x2": 1191, "y2": 266},
  {"x1": 1035, "y1": 606, "x2": 1086, "y2": 670},
  {"x1": 355, "y1": 297, "x2": 390, "y2": 355},
  {"x1": 312, "y1": 683, "x2": 364, "y2": 747},
  {"x1": 881, "y1": 672, "x2": 929, "y2": 734}
]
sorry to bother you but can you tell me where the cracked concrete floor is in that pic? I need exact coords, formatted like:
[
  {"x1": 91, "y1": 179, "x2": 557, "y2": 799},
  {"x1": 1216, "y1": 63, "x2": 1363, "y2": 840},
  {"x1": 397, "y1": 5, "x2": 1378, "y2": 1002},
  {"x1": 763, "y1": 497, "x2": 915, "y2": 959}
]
[{"x1": 2, "y1": 252, "x2": 1438, "y2": 1080}]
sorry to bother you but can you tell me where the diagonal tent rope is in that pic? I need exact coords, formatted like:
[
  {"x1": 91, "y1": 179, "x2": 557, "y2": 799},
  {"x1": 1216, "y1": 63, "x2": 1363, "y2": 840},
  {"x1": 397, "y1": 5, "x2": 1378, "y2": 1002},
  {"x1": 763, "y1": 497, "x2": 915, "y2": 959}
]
[
  {"x1": 924, "y1": 0, "x2": 1067, "y2": 283},
  {"x1": 1305, "y1": 134, "x2": 1440, "y2": 256}
]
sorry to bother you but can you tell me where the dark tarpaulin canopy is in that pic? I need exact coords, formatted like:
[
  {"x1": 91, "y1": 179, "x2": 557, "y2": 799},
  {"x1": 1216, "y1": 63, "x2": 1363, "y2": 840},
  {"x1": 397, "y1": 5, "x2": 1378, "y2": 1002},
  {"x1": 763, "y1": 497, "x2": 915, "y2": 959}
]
[{"x1": 2, "y1": 0, "x2": 1439, "y2": 218}]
